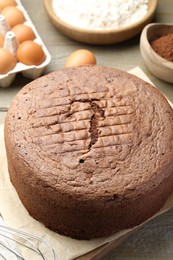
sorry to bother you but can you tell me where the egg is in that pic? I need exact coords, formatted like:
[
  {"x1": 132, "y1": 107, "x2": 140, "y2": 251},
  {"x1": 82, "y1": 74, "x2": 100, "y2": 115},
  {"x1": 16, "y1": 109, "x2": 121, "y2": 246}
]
[
  {"x1": 12, "y1": 24, "x2": 35, "y2": 44},
  {"x1": 17, "y1": 40, "x2": 46, "y2": 66},
  {"x1": 0, "y1": 33, "x2": 4, "y2": 47},
  {"x1": 1, "y1": 6, "x2": 25, "y2": 28},
  {"x1": 0, "y1": 48, "x2": 16, "y2": 74},
  {"x1": 0, "y1": 0, "x2": 16, "y2": 9},
  {"x1": 64, "y1": 49, "x2": 96, "y2": 68}
]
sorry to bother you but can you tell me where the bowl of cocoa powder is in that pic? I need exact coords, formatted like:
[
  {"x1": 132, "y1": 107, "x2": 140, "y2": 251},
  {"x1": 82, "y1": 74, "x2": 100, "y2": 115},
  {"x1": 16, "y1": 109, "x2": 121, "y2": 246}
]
[{"x1": 140, "y1": 23, "x2": 173, "y2": 83}]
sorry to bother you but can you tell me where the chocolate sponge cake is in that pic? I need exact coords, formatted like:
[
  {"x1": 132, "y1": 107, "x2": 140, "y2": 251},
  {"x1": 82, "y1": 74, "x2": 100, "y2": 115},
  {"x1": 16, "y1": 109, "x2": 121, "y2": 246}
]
[{"x1": 4, "y1": 65, "x2": 173, "y2": 240}]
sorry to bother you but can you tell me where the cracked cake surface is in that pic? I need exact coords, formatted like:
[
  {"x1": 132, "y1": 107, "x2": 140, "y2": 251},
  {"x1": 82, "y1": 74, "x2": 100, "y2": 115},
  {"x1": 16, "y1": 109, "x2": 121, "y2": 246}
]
[{"x1": 4, "y1": 65, "x2": 173, "y2": 239}]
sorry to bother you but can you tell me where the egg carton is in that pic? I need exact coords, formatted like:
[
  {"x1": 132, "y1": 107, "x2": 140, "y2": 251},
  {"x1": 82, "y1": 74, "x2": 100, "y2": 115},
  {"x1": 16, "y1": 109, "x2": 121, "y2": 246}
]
[{"x1": 0, "y1": 0, "x2": 51, "y2": 88}]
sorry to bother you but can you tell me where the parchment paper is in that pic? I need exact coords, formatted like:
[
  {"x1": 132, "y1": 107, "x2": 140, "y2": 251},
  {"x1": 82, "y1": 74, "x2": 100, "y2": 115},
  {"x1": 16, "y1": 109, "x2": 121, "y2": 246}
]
[{"x1": 0, "y1": 67, "x2": 173, "y2": 260}]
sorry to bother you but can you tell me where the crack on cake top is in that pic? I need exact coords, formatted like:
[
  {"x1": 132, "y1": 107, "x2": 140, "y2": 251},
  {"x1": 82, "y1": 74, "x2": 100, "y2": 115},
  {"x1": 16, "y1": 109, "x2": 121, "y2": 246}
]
[
  {"x1": 88, "y1": 101, "x2": 105, "y2": 149},
  {"x1": 71, "y1": 99, "x2": 105, "y2": 150}
]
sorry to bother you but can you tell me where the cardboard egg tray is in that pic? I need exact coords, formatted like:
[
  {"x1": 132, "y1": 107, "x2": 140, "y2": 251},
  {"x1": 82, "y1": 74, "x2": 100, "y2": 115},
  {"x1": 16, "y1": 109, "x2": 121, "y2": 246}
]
[{"x1": 0, "y1": 0, "x2": 51, "y2": 88}]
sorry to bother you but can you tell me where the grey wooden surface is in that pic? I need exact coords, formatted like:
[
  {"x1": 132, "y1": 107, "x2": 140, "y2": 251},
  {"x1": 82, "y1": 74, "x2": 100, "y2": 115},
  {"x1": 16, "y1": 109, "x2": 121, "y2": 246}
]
[{"x1": 0, "y1": 0, "x2": 173, "y2": 259}]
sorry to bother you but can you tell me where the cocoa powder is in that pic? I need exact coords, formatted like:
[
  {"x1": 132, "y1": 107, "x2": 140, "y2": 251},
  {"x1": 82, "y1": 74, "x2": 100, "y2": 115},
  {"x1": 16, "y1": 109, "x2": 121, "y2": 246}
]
[{"x1": 150, "y1": 33, "x2": 173, "y2": 62}]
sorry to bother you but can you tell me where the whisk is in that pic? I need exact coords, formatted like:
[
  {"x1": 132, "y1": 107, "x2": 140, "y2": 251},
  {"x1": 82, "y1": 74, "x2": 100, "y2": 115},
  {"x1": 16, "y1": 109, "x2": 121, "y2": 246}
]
[{"x1": 0, "y1": 214, "x2": 58, "y2": 260}]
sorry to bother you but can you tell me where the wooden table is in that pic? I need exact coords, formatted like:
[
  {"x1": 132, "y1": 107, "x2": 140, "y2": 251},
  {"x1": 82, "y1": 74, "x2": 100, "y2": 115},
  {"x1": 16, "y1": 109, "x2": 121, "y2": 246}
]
[{"x1": 0, "y1": 0, "x2": 173, "y2": 259}]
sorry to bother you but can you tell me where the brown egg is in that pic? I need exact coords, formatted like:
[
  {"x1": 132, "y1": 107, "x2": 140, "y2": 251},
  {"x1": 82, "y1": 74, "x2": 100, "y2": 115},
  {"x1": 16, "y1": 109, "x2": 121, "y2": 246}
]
[
  {"x1": 64, "y1": 49, "x2": 96, "y2": 68},
  {"x1": 12, "y1": 24, "x2": 35, "y2": 44},
  {"x1": 1, "y1": 6, "x2": 25, "y2": 28},
  {"x1": 17, "y1": 40, "x2": 46, "y2": 66},
  {"x1": 0, "y1": 48, "x2": 16, "y2": 74},
  {"x1": 0, "y1": 0, "x2": 16, "y2": 9},
  {"x1": 0, "y1": 33, "x2": 4, "y2": 47}
]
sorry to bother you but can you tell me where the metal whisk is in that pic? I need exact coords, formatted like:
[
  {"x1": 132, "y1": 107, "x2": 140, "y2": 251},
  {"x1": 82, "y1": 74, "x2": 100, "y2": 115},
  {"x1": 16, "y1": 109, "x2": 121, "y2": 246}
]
[{"x1": 0, "y1": 215, "x2": 58, "y2": 260}]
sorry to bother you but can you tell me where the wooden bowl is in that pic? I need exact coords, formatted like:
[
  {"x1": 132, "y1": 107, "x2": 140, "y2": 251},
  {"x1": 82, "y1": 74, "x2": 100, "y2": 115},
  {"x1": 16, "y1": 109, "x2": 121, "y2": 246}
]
[
  {"x1": 140, "y1": 23, "x2": 173, "y2": 83},
  {"x1": 44, "y1": 0, "x2": 157, "y2": 45}
]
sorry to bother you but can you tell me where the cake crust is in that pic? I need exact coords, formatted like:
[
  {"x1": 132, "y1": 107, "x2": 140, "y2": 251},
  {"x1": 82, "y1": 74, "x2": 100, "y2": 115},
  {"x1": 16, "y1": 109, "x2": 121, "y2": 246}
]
[{"x1": 4, "y1": 65, "x2": 173, "y2": 239}]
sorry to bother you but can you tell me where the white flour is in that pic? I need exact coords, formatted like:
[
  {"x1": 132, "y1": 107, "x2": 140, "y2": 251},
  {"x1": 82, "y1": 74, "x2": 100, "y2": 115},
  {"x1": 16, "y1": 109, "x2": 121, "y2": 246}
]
[{"x1": 52, "y1": 0, "x2": 148, "y2": 30}]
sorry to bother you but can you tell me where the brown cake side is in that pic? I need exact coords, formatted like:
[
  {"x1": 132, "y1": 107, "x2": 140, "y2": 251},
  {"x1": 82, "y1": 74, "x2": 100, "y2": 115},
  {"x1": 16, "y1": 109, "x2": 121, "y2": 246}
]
[{"x1": 4, "y1": 65, "x2": 173, "y2": 240}]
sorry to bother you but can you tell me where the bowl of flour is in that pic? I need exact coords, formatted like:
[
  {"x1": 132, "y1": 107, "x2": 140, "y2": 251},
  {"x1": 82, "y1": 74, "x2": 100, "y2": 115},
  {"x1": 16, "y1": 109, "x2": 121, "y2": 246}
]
[{"x1": 44, "y1": 0, "x2": 157, "y2": 45}]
